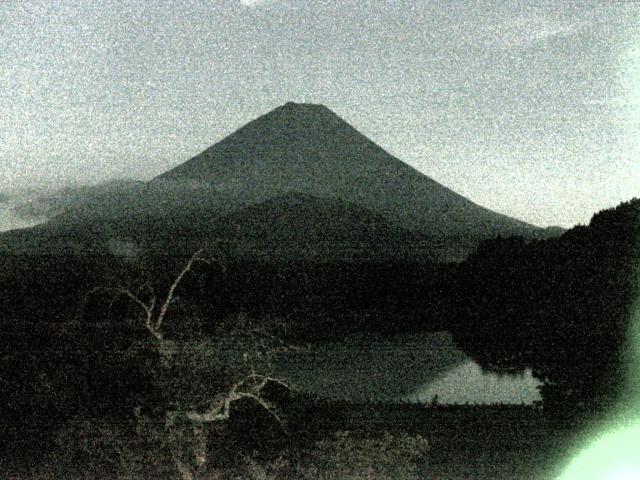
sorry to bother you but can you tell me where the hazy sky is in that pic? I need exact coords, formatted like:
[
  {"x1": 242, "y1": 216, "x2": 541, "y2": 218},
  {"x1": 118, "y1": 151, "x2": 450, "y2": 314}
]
[{"x1": 1, "y1": 0, "x2": 639, "y2": 227}]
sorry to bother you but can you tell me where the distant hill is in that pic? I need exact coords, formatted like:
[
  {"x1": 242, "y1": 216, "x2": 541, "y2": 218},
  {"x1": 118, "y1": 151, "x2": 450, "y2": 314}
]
[
  {"x1": 209, "y1": 192, "x2": 433, "y2": 260},
  {"x1": 2, "y1": 191, "x2": 432, "y2": 261}
]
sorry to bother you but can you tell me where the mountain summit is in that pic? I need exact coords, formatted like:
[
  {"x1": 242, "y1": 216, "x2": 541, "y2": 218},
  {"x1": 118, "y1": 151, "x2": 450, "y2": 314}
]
[
  {"x1": 157, "y1": 101, "x2": 392, "y2": 185},
  {"x1": 157, "y1": 102, "x2": 548, "y2": 259}
]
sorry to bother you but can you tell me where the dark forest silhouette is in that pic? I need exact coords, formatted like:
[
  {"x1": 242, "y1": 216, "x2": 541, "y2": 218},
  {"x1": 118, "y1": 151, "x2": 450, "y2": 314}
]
[{"x1": 452, "y1": 198, "x2": 640, "y2": 414}]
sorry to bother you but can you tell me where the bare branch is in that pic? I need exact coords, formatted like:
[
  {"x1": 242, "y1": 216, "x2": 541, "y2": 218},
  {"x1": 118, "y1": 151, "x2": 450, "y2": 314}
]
[
  {"x1": 184, "y1": 391, "x2": 282, "y2": 425},
  {"x1": 184, "y1": 402, "x2": 229, "y2": 424},
  {"x1": 87, "y1": 286, "x2": 161, "y2": 340},
  {"x1": 115, "y1": 289, "x2": 161, "y2": 340},
  {"x1": 156, "y1": 249, "x2": 207, "y2": 333},
  {"x1": 181, "y1": 374, "x2": 290, "y2": 426},
  {"x1": 148, "y1": 295, "x2": 157, "y2": 320},
  {"x1": 86, "y1": 249, "x2": 212, "y2": 345}
]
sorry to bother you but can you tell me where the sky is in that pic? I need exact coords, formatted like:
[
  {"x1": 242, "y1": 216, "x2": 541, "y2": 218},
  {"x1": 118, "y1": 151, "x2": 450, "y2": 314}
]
[{"x1": 1, "y1": 0, "x2": 639, "y2": 228}]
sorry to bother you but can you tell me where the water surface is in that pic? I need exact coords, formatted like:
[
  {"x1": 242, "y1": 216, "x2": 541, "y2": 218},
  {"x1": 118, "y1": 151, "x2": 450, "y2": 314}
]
[{"x1": 275, "y1": 330, "x2": 542, "y2": 404}]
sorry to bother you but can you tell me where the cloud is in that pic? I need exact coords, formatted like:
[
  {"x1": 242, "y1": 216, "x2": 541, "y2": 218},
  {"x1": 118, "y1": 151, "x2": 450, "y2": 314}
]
[
  {"x1": 239, "y1": 0, "x2": 275, "y2": 6},
  {"x1": 485, "y1": 17, "x2": 583, "y2": 49},
  {"x1": 443, "y1": 15, "x2": 583, "y2": 52}
]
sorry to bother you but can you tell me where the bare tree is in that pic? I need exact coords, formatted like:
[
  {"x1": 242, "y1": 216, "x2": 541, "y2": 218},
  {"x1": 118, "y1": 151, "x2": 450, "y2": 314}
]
[{"x1": 91, "y1": 249, "x2": 292, "y2": 480}]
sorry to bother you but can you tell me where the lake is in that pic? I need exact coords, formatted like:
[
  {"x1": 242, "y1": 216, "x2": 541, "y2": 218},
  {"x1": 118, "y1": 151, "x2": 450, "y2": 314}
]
[{"x1": 274, "y1": 330, "x2": 541, "y2": 405}]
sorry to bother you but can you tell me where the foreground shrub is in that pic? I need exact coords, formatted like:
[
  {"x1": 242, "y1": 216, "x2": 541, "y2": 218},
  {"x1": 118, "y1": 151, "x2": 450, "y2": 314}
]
[
  {"x1": 44, "y1": 420, "x2": 429, "y2": 480},
  {"x1": 38, "y1": 416, "x2": 168, "y2": 480},
  {"x1": 297, "y1": 430, "x2": 429, "y2": 480},
  {"x1": 44, "y1": 250, "x2": 294, "y2": 480}
]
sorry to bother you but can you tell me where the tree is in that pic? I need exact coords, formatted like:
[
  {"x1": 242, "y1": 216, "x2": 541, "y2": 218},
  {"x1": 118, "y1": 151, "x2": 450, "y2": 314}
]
[
  {"x1": 86, "y1": 249, "x2": 293, "y2": 480},
  {"x1": 451, "y1": 199, "x2": 640, "y2": 415}
]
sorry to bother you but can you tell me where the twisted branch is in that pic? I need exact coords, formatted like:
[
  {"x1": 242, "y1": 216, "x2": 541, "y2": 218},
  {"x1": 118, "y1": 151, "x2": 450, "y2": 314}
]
[
  {"x1": 87, "y1": 249, "x2": 209, "y2": 342},
  {"x1": 155, "y1": 249, "x2": 208, "y2": 334},
  {"x1": 182, "y1": 374, "x2": 290, "y2": 426}
]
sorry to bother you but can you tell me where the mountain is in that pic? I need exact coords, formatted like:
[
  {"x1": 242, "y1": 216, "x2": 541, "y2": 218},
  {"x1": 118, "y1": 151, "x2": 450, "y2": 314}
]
[
  {"x1": 156, "y1": 102, "x2": 553, "y2": 255},
  {"x1": 1, "y1": 103, "x2": 560, "y2": 261}
]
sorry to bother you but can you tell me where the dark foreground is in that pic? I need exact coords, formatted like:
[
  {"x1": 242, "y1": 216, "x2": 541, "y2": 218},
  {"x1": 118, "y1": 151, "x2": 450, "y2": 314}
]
[
  {"x1": 1, "y1": 401, "x2": 600, "y2": 480},
  {"x1": 292, "y1": 402, "x2": 590, "y2": 480}
]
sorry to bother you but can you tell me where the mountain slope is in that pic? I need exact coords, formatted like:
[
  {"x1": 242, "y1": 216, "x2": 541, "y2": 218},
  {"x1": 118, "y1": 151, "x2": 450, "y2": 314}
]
[
  {"x1": 156, "y1": 102, "x2": 549, "y2": 250},
  {"x1": 210, "y1": 192, "x2": 433, "y2": 260}
]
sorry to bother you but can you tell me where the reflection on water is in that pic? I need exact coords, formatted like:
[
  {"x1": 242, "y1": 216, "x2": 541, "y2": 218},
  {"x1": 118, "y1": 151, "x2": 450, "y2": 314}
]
[
  {"x1": 406, "y1": 360, "x2": 541, "y2": 405},
  {"x1": 275, "y1": 330, "x2": 542, "y2": 404}
]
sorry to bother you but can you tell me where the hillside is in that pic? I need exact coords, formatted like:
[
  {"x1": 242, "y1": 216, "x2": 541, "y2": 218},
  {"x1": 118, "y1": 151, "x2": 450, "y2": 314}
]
[
  {"x1": 209, "y1": 192, "x2": 433, "y2": 260},
  {"x1": 451, "y1": 198, "x2": 640, "y2": 411}
]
